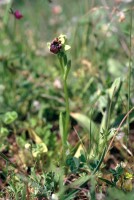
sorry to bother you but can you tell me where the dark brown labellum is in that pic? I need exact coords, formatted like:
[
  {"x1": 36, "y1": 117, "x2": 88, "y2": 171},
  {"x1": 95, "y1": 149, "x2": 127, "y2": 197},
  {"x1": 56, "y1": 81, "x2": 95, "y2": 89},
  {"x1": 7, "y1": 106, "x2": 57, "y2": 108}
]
[{"x1": 50, "y1": 38, "x2": 62, "y2": 54}]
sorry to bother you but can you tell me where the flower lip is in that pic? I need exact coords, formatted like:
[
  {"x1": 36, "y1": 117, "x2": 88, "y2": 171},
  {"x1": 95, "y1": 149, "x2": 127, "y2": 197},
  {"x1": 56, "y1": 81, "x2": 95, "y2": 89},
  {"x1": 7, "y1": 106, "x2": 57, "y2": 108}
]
[{"x1": 50, "y1": 38, "x2": 62, "y2": 54}]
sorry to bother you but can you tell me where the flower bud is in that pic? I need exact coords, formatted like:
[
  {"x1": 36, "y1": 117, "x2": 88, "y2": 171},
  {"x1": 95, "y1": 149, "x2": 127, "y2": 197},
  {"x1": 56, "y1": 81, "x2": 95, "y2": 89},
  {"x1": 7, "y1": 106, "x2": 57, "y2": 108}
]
[
  {"x1": 9, "y1": 8, "x2": 23, "y2": 20},
  {"x1": 13, "y1": 10, "x2": 23, "y2": 20}
]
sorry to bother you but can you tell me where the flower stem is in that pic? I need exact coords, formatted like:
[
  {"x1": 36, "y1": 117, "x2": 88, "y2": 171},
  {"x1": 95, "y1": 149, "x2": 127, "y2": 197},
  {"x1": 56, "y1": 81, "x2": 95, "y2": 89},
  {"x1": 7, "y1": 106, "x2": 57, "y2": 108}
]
[
  {"x1": 58, "y1": 55, "x2": 64, "y2": 75},
  {"x1": 58, "y1": 55, "x2": 70, "y2": 147},
  {"x1": 63, "y1": 78, "x2": 70, "y2": 140}
]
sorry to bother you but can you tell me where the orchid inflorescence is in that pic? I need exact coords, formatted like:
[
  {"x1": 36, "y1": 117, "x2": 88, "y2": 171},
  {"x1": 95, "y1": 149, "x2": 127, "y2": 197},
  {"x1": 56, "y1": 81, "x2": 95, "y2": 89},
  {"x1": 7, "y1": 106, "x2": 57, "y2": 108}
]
[{"x1": 47, "y1": 34, "x2": 71, "y2": 55}]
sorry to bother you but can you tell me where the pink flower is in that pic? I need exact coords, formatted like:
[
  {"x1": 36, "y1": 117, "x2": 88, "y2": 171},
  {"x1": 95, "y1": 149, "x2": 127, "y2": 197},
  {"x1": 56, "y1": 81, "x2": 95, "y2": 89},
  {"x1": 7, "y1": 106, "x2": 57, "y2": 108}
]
[
  {"x1": 52, "y1": 5, "x2": 62, "y2": 15},
  {"x1": 9, "y1": 8, "x2": 23, "y2": 20},
  {"x1": 13, "y1": 10, "x2": 23, "y2": 19}
]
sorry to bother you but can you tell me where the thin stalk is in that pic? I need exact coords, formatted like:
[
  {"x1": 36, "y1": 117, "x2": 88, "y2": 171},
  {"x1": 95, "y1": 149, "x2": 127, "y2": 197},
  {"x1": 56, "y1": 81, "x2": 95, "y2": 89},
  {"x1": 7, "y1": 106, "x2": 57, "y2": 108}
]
[
  {"x1": 14, "y1": 18, "x2": 17, "y2": 36},
  {"x1": 105, "y1": 106, "x2": 134, "y2": 158},
  {"x1": 58, "y1": 56, "x2": 64, "y2": 75},
  {"x1": 92, "y1": 146, "x2": 106, "y2": 175},
  {"x1": 127, "y1": 8, "x2": 133, "y2": 140},
  {"x1": 89, "y1": 119, "x2": 92, "y2": 155},
  {"x1": 58, "y1": 55, "x2": 70, "y2": 148},
  {"x1": 104, "y1": 95, "x2": 113, "y2": 145},
  {"x1": 63, "y1": 78, "x2": 70, "y2": 140}
]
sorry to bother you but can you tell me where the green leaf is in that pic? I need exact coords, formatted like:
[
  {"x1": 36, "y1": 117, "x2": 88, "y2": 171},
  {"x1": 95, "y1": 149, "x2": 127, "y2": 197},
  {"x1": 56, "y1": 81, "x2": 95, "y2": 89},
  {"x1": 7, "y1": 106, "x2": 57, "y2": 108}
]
[
  {"x1": 99, "y1": 177, "x2": 115, "y2": 186},
  {"x1": 80, "y1": 154, "x2": 86, "y2": 163},
  {"x1": 63, "y1": 190, "x2": 79, "y2": 200},
  {"x1": 28, "y1": 128, "x2": 48, "y2": 153},
  {"x1": 107, "y1": 77, "x2": 121, "y2": 100},
  {"x1": 0, "y1": 127, "x2": 9, "y2": 136},
  {"x1": 92, "y1": 146, "x2": 106, "y2": 174},
  {"x1": 3, "y1": 111, "x2": 18, "y2": 124},
  {"x1": 73, "y1": 157, "x2": 80, "y2": 169},
  {"x1": 71, "y1": 112, "x2": 98, "y2": 137},
  {"x1": 107, "y1": 59, "x2": 123, "y2": 77},
  {"x1": 71, "y1": 112, "x2": 99, "y2": 158},
  {"x1": 63, "y1": 53, "x2": 67, "y2": 66},
  {"x1": 32, "y1": 143, "x2": 48, "y2": 157}
]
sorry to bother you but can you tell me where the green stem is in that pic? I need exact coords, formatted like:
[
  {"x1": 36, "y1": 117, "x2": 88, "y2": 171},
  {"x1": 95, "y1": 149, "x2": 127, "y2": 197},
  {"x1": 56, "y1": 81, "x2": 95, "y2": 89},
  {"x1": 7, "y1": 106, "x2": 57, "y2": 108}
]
[
  {"x1": 63, "y1": 78, "x2": 70, "y2": 140},
  {"x1": 127, "y1": 8, "x2": 133, "y2": 140},
  {"x1": 13, "y1": 18, "x2": 17, "y2": 41},
  {"x1": 58, "y1": 55, "x2": 70, "y2": 146},
  {"x1": 58, "y1": 56, "x2": 64, "y2": 75}
]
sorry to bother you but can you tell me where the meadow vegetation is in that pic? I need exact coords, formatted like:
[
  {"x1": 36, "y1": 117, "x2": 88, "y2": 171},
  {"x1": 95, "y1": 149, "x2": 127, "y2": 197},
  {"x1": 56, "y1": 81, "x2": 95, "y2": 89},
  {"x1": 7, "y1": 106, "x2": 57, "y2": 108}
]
[{"x1": 0, "y1": 0, "x2": 134, "y2": 199}]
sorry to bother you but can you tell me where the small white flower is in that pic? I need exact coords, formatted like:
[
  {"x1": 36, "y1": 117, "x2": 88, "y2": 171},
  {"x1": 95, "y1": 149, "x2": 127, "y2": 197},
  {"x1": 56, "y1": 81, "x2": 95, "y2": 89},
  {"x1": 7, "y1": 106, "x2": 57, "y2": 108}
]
[
  {"x1": 25, "y1": 143, "x2": 31, "y2": 149},
  {"x1": 53, "y1": 78, "x2": 62, "y2": 89},
  {"x1": 33, "y1": 100, "x2": 40, "y2": 110},
  {"x1": 51, "y1": 193, "x2": 59, "y2": 200}
]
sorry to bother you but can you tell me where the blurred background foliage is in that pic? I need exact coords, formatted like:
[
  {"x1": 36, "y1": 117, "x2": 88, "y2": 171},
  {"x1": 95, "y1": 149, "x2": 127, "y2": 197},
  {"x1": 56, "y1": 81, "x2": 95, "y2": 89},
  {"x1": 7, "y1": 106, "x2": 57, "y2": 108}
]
[
  {"x1": 0, "y1": 0, "x2": 134, "y2": 199},
  {"x1": 0, "y1": 0, "x2": 134, "y2": 165}
]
